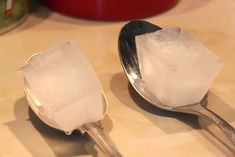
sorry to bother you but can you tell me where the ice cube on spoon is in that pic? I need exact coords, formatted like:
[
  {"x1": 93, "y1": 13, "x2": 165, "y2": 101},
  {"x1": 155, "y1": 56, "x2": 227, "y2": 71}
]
[
  {"x1": 136, "y1": 28, "x2": 223, "y2": 107},
  {"x1": 118, "y1": 20, "x2": 235, "y2": 147},
  {"x1": 19, "y1": 41, "x2": 122, "y2": 157},
  {"x1": 19, "y1": 41, "x2": 105, "y2": 132}
]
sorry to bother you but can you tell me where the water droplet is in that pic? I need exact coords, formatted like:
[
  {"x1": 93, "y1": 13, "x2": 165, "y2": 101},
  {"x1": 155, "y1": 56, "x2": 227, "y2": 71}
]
[{"x1": 65, "y1": 131, "x2": 72, "y2": 135}]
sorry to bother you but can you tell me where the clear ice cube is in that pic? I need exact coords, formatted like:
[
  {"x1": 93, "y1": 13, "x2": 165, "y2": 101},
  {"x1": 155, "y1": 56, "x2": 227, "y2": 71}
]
[
  {"x1": 136, "y1": 28, "x2": 223, "y2": 106},
  {"x1": 20, "y1": 41, "x2": 104, "y2": 132}
]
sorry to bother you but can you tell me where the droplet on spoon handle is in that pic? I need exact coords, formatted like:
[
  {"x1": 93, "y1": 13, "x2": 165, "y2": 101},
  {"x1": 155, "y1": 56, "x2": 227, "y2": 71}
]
[{"x1": 79, "y1": 122, "x2": 122, "y2": 157}]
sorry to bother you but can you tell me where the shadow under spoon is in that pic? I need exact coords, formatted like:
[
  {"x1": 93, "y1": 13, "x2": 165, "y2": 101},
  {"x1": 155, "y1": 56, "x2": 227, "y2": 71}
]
[{"x1": 118, "y1": 20, "x2": 235, "y2": 147}]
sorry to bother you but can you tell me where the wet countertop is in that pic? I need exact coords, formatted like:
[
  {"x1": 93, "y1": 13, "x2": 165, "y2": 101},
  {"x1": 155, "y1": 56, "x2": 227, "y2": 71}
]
[{"x1": 0, "y1": 0, "x2": 235, "y2": 156}]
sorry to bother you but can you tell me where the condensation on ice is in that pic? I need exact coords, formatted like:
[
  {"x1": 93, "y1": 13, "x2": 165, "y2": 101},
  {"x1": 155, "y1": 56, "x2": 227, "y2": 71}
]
[
  {"x1": 20, "y1": 41, "x2": 104, "y2": 132},
  {"x1": 136, "y1": 28, "x2": 223, "y2": 106}
]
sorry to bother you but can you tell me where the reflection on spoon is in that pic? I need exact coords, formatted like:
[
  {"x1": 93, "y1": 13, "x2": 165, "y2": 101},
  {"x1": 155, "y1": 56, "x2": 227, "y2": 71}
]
[
  {"x1": 24, "y1": 79, "x2": 122, "y2": 157},
  {"x1": 118, "y1": 20, "x2": 235, "y2": 146}
]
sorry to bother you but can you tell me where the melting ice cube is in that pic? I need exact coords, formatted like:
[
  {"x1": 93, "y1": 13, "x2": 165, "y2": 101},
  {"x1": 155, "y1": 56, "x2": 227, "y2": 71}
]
[
  {"x1": 136, "y1": 28, "x2": 223, "y2": 106},
  {"x1": 19, "y1": 41, "x2": 105, "y2": 132}
]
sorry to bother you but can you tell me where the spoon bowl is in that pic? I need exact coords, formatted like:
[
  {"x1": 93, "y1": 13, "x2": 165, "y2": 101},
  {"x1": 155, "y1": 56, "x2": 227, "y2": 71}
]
[
  {"x1": 118, "y1": 20, "x2": 235, "y2": 146},
  {"x1": 24, "y1": 79, "x2": 108, "y2": 132}
]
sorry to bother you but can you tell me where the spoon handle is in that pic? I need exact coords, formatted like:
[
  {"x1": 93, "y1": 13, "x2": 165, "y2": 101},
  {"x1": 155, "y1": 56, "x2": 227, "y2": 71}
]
[
  {"x1": 79, "y1": 122, "x2": 122, "y2": 157},
  {"x1": 182, "y1": 104, "x2": 235, "y2": 145}
]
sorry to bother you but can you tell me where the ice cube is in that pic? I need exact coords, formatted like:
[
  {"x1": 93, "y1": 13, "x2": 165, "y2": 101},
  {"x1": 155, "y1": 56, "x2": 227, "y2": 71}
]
[
  {"x1": 136, "y1": 28, "x2": 223, "y2": 106},
  {"x1": 19, "y1": 41, "x2": 105, "y2": 132}
]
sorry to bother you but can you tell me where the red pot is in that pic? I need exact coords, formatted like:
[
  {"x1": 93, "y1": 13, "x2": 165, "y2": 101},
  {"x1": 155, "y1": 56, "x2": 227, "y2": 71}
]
[{"x1": 42, "y1": 0, "x2": 179, "y2": 20}]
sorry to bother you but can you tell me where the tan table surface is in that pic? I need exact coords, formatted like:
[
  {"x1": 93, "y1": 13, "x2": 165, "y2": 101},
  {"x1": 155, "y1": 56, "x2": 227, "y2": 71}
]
[{"x1": 0, "y1": 0, "x2": 235, "y2": 156}]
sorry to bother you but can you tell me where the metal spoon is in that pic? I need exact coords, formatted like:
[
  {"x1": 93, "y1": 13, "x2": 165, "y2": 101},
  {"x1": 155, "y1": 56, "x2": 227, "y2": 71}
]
[
  {"x1": 118, "y1": 20, "x2": 235, "y2": 145},
  {"x1": 23, "y1": 79, "x2": 122, "y2": 157}
]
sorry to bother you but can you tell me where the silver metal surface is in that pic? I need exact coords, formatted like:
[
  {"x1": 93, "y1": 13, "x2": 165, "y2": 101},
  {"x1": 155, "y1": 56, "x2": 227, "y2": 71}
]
[{"x1": 118, "y1": 20, "x2": 235, "y2": 146}]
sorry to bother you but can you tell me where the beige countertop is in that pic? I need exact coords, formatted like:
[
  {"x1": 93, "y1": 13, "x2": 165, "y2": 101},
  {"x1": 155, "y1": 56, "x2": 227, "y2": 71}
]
[{"x1": 0, "y1": 0, "x2": 235, "y2": 156}]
